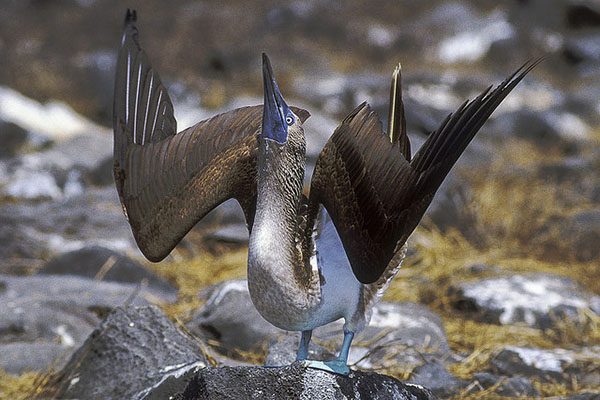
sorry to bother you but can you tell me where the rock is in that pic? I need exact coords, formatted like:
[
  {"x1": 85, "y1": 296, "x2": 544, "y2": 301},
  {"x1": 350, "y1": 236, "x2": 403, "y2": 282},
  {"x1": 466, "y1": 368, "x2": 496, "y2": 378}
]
[
  {"x1": 486, "y1": 109, "x2": 569, "y2": 149},
  {"x1": 0, "y1": 126, "x2": 112, "y2": 200},
  {"x1": 534, "y1": 208, "x2": 600, "y2": 262},
  {"x1": 0, "y1": 119, "x2": 28, "y2": 158},
  {"x1": 40, "y1": 305, "x2": 209, "y2": 400},
  {"x1": 187, "y1": 280, "x2": 283, "y2": 353},
  {"x1": 189, "y1": 279, "x2": 450, "y2": 368},
  {"x1": 84, "y1": 155, "x2": 114, "y2": 186},
  {"x1": 150, "y1": 363, "x2": 437, "y2": 400},
  {"x1": 490, "y1": 346, "x2": 600, "y2": 384},
  {"x1": 39, "y1": 245, "x2": 177, "y2": 303},
  {"x1": 203, "y1": 223, "x2": 249, "y2": 245},
  {"x1": 194, "y1": 278, "x2": 452, "y2": 381},
  {"x1": 0, "y1": 342, "x2": 69, "y2": 375},
  {"x1": 353, "y1": 302, "x2": 449, "y2": 354},
  {"x1": 0, "y1": 273, "x2": 156, "y2": 374},
  {"x1": 424, "y1": 172, "x2": 481, "y2": 243},
  {"x1": 470, "y1": 372, "x2": 538, "y2": 397},
  {"x1": 0, "y1": 186, "x2": 139, "y2": 269},
  {"x1": 450, "y1": 273, "x2": 600, "y2": 329},
  {"x1": 408, "y1": 362, "x2": 465, "y2": 398}
]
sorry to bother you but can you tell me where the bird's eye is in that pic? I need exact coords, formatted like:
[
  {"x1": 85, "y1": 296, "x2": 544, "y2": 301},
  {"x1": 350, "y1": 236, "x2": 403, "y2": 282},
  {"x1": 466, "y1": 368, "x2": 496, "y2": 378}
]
[{"x1": 286, "y1": 115, "x2": 294, "y2": 125}]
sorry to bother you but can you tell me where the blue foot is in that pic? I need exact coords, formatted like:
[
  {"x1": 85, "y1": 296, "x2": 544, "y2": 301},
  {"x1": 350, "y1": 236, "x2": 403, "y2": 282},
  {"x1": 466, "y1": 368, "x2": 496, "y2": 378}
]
[{"x1": 304, "y1": 360, "x2": 351, "y2": 375}]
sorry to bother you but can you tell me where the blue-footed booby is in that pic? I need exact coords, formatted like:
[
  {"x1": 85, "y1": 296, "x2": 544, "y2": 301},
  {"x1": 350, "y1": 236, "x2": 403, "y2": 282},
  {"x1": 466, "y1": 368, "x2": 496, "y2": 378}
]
[{"x1": 113, "y1": 9, "x2": 541, "y2": 375}]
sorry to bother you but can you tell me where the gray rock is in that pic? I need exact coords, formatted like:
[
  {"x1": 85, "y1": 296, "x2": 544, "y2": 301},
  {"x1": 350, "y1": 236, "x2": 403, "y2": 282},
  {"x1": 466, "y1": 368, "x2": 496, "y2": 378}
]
[
  {"x1": 204, "y1": 223, "x2": 249, "y2": 245},
  {"x1": 187, "y1": 280, "x2": 284, "y2": 352},
  {"x1": 154, "y1": 363, "x2": 436, "y2": 400},
  {"x1": 450, "y1": 273, "x2": 600, "y2": 329},
  {"x1": 408, "y1": 362, "x2": 465, "y2": 398},
  {"x1": 0, "y1": 273, "x2": 157, "y2": 374},
  {"x1": 470, "y1": 371, "x2": 538, "y2": 397},
  {"x1": 191, "y1": 279, "x2": 450, "y2": 367},
  {"x1": 39, "y1": 245, "x2": 177, "y2": 303},
  {"x1": 0, "y1": 186, "x2": 140, "y2": 268},
  {"x1": 1, "y1": 131, "x2": 112, "y2": 200},
  {"x1": 0, "y1": 342, "x2": 69, "y2": 375},
  {"x1": 534, "y1": 208, "x2": 600, "y2": 262},
  {"x1": 566, "y1": 394, "x2": 600, "y2": 400},
  {"x1": 424, "y1": 172, "x2": 481, "y2": 244},
  {"x1": 0, "y1": 119, "x2": 28, "y2": 158},
  {"x1": 41, "y1": 305, "x2": 209, "y2": 400},
  {"x1": 264, "y1": 332, "x2": 336, "y2": 366},
  {"x1": 490, "y1": 346, "x2": 600, "y2": 382},
  {"x1": 84, "y1": 154, "x2": 114, "y2": 186}
]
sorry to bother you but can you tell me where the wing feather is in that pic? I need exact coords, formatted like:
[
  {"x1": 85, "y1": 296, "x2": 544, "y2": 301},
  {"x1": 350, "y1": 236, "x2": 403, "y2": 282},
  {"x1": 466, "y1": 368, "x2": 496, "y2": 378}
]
[
  {"x1": 308, "y1": 59, "x2": 541, "y2": 283},
  {"x1": 113, "y1": 10, "x2": 308, "y2": 261}
]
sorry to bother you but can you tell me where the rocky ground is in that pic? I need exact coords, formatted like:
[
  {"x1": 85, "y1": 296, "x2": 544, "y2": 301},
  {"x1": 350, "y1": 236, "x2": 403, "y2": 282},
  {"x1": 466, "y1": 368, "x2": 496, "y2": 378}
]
[{"x1": 1, "y1": 0, "x2": 600, "y2": 399}]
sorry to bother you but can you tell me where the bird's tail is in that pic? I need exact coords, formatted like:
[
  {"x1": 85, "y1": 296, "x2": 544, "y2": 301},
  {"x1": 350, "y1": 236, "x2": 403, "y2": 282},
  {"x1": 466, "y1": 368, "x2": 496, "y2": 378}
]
[{"x1": 387, "y1": 63, "x2": 411, "y2": 161}]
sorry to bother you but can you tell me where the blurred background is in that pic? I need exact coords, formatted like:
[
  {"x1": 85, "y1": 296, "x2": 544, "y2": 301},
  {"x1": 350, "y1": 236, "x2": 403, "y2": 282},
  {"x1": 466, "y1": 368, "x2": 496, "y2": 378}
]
[{"x1": 0, "y1": 0, "x2": 599, "y2": 399}]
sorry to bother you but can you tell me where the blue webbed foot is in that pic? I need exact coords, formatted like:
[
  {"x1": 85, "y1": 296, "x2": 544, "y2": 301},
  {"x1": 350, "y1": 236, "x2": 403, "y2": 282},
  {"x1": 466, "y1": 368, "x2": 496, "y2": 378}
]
[{"x1": 304, "y1": 360, "x2": 351, "y2": 375}]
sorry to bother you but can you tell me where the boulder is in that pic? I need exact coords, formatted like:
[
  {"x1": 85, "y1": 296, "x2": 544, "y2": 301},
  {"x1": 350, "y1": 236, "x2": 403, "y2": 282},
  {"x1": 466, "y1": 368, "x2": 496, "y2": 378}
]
[
  {"x1": 187, "y1": 280, "x2": 283, "y2": 353},
  {"x1": 39, "y1": 245, "x2": 177, "y2": 303},
  {"x1": 534, "y1": 208, "x2": 600, "y2": 262},
  {"x1": 449, "y1": 273, "x2": 600, "y2": 329},
  {"x1": 0, "y1": 273, "x2": 155, "y2": 374},
  {"x1": 408, "y1": 361, "x2": 465, "y2": 398},
  {"x1": 0, "y1": 342, "x2": 69, "y2": 375},
  {"x1": 40, "y1": 305, "x2": 209, "y2": 400},
  {"x1": 189, "y1": 278, "x2": 453, "y2": 390},
  {"x1": 469, "y1": 372, "x2": 538, "y2": 397},
  {"x1": 0, "y1": 186, "x2": 139, "y2": 267},
  {"x1": 150, "y1": 363, "x2": 437, "y2": 400},
  {"x1": 490, "y1": 345, "x2": 600, "y2": 385}
]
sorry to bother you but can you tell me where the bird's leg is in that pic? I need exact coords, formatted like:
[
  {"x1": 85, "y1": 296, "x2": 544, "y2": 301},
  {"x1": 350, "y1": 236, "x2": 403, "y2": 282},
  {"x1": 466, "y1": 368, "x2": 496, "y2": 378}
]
[
  {"x1": 337, "y1": 330, "x2": 354, "y2": 364},
  {"x1": 305, "y1": 330, "x2": 354, "y2": 375},
  {"x1": 296, "y1": 330, "x2": 312, "y2": 361}
]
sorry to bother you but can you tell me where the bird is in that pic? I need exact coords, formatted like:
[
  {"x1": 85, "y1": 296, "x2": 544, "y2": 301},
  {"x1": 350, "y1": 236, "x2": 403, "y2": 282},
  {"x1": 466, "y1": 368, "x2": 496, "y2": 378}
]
[{"x1": 113, "y1": 9, "x2": 541, "y2": 375}]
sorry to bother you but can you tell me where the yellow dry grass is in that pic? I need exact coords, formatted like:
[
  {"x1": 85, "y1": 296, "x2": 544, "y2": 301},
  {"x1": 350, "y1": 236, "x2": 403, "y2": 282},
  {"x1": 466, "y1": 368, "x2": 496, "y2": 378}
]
[{"x1": 0, "y1": 369, "x2": 50, "y2": 400}]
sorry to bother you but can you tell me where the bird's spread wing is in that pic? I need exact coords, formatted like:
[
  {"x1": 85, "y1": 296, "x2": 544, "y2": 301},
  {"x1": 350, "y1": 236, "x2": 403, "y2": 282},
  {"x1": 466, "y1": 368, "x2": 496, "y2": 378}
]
[
  {"x1": 113, "y1": 10, "x2": 308, "y2": 261},
  {"x1": 308, "y1": 59, "x2": 541, "y2": 284}
]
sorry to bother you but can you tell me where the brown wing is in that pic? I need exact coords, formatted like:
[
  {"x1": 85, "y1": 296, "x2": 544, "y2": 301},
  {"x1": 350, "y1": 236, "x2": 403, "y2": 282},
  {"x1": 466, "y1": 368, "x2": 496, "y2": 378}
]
[
  {"x1": 113, "y1": 10, "x2": 308, "y2": 261},
  {"x1": 308, "y1": 59, "x2": 541, "y2": 283}
]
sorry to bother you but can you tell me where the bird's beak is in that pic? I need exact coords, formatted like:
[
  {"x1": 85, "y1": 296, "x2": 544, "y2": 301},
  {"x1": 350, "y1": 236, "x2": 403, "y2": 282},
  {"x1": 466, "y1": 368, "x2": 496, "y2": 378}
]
[{"x1": 262, "y1": 53, "x2": 289, "y2": 144}]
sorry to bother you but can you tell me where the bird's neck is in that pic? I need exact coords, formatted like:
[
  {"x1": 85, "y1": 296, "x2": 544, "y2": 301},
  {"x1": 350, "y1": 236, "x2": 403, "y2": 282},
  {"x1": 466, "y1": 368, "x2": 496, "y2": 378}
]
[
  {"x1": 251, "y1": 138, "x2": 304, "y2": 262},
  {"x1": 248, "y1": 135, "x2": 317, "y2": 299}
]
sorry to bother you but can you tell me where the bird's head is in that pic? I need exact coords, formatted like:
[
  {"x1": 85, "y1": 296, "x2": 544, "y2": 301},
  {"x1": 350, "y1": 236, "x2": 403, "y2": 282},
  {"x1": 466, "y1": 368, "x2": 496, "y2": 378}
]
[{"x1": 261, "y1": 53, "x2": 301, "y2": 145}]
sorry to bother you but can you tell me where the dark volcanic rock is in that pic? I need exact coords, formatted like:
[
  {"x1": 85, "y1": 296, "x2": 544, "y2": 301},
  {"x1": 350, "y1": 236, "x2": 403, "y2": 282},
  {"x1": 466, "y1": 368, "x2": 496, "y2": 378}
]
[
  {"x1": 449, "y1": 273, "x2": 600, "y2": 329},
  {"x1": 41, "y1": 305, "x2": 209, "y2": 400},
  {"x1": 39, "y1": 245, "x2": 177, "y2": 302},
  {"x1": 158, "y1": 363, "x2": 436, "y2": 400}
]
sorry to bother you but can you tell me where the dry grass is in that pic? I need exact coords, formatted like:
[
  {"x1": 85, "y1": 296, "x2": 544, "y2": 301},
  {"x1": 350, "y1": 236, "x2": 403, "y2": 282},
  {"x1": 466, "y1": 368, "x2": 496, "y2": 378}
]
[
  {"x1": 0, "y1": 369, "x2": 50, "y2": 400},
  {"x1": 144, "y1": 247, "x2": 248, "y2": 322}
]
